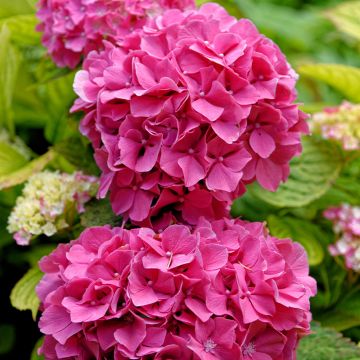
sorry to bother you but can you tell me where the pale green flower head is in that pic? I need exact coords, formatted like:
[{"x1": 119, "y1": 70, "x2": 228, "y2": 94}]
[{"x1": 7, "y1": 171, "x2": 98, "y2": 245}]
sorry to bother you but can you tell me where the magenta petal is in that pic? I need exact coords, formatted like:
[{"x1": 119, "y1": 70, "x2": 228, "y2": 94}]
[
  {"x1": 114, "y1": 315, "x2": 147, "y2": 353},
  {"x1": 178, "y1": 155, "x2": 206, "y2": 187},
  {"x1": 206, "y1": 163, "x2": 242, "y2": 192},
  {"x1": 201, "y1": 244, "x2": 228, "y2": 270},
  {"x1": 192, "y1": 98, "x2": 224, "y2": 122},
  {"x1": 250, "y1": 129, "x2": 276, "y2": 158}
]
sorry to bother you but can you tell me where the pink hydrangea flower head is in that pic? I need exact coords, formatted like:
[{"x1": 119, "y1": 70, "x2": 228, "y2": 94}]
[
  {"x1": 36, "y1": 0, "x2": 195, "y2": 68},
  {"x1": 324, "y1": 204, "x2": 360, "y2": 271},
  {"x1": 37, "y1": 218, "x2": 315, "y2": 358},
  {"x1": 73, "y1": 3, "x2": 308, "y2": 226}
]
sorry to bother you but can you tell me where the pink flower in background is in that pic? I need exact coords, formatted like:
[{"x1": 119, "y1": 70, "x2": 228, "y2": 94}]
[
  {"x1": 73, "y1": 3, "x2": 308, "y2": 226},
  {"x1": 325, "y1": 204, "x2": 360, "y2": 272},
  {"x1": 37, "y1": 218, "x2": 315, "y2": 359},
  {"x1": 36, "y1": 0, "x2": 195, "y2": 68}
]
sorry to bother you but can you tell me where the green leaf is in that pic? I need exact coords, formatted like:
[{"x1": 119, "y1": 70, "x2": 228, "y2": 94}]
[
  {"x1": 23, "y1": 244, "x2": 57, "y2": 267},
  {"x1": 54, "y1": 136, "x2": 99, "y2": 175},
  {"x1": 297, "y1": 322, "x2": 360, "y2": 359},
  {"x1": 0, "y1": 14, "x2": 40, "y2": 46},
  {"x1": 81, "y1": 199, "x2": 121, "y2": 228},
  {"x1": 298, "y1": 64, "x2": 360, "y2": 103},
  {"x1": 231, "y1": 191, "x2": 277, "y2": 221},
  {"x1": 0, "y1": 25, "x2": 21, "y2": 136},
  {"x1": 317, "y1": 289, "x2": 360, "y2": 331},
  {"x1": 0, "y1": 141, "x2": 28, "y2": 176},
  {"x1": 41, "y1": 73, "x2": 77, "y2": 144},
  {"x1": 0, "y1": 149, "x2": 55, "y2": 190},
  {"x1": 0, "y1": 0, "x2": 33, "y2": 18},
  {"x1": 10, "y1": 267, "x2": 43, "y2": 320},
  {"x1": 31, "y1": 337, "x2": 44, "y2": 360},
  {"x1": 267, "y1": 215, "x2": 325, "y2": 266},
  {"x1": 326, "y1": 1, "x2": 360, "y2": 42},
  {"x1": 0, "y1": 324, "x2": 15, "y2": 354},
  {"x1": 250, "y1": 137, "x2": 343, "y2": 208}
]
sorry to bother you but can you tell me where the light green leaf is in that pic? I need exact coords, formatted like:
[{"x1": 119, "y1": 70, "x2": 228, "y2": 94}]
[
  {"x1": 31, "y1": 337, "x2": 44, "y2": 360},
  {"x1": 250, "y1": 137, "x2": 343, "y2": 208},
  {"x1": 0, "y1": 324, "x2": 15, "y2": 354},
  {"x1": 0, "y1": 25, "x2": 21, "y2": 136},
  {"x1": 0, "y1": 0, "x2": 33, "y2": 18},
  {"x1": 0, "y1": 141, "x2": 28, "y2": 176},
  {"x1": 0, "y1": 149, "x2": 55, "y2": 190},
  {"x1": 10, "y1": 267, "x2": 43, "y2": 320},
  {"x1": 297, "y1": 322, "x2": 360, "y2": 359},
  {"x1": 326, "y1": 1, "x2": 360, "y2": 42},
  {"x1": 298, "y1": 64, "x2": 360, "y2": 102},
  {"x1": 0, "y1": 14, "x2": 40, "y2": 46},
  {"x1": 267, "y1": 215, "x2": 324, "y2": 266}
]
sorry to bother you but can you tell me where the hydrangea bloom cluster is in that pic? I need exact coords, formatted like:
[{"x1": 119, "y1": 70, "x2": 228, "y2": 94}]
[
  {"x1": 73, "y1": 3, "x2": 308, "y2": 227},
  {"x1": 325, "y1": 204, "x2": 360, "y2": 271},
  {"x1": 36, "y1": 218, "x2": 316, "y2": 359},
  {"x1": 311, "y1": 102, "x2": 360, "y2": 151},
  {"x1": 36, "y1": 0, "x2": 195, "y2": 68},
  {"x1": 7, "y1": 171, "x2": 98, "y2": 246}
]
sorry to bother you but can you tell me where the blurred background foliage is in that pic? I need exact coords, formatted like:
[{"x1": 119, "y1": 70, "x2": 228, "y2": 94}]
[{"x1": 1, "y1": 0, "x2": 360, "y2": 358}]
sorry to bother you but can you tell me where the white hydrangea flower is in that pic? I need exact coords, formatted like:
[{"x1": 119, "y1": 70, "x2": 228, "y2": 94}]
[{"x1": 7, "y1": 171, "x2": 98, "y2": 245}]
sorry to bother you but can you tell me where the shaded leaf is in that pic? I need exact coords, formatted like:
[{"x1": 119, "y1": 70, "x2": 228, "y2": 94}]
[
  {"x1": 231, "y1": 191, "x2": 276, "y2": 221},
  {"x1": 0, "y1": 324, "x2": 15, "y2": 354},
  {"x1": 54, "y1": 137, "x2": 99, "y2": 175},
  {"x1": 299, "y1": 64, "x2": 360, "y2": 102},
  {"x1": 10, "y1": 267, "x2": 43, "y2": 320},
  {"x1": 317, "y1": 289, "x2": 360, "y2": 331},
  {"x1": 31, "y1": 337, "x2": 44, "y2": 360},
  {"x1": 267, "y1": 215, "x2": 324, "y2": 266},
  {"x1": 0, "y1": 25, "x2": 21, "y2": 136},
  {"x1": 81, "y1": 199, "x2": 121, "y2": 228},
  {"x1": 250, "y1": 137, "x2": 343, "y2": 208},
  {"x1": 0, "y1": 141, "x2": 28, "y2": 176}
]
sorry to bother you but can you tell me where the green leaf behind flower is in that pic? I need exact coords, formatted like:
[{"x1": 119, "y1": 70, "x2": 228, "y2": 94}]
[
  {"x1": 267, "y1": 215, "x2": 325, "y2": 266},
  {"x1": 250, "y1": 136, "x2": 343, "y2": 208},
  {"x1": 298, "y1": 64, "x2": 360, "y2": 103},
  {"x1": 10, "y1": 267, "x2": 43, "y2": 320},
  {"x1": 297, "y1": 322, "x2": 360, "y2": 359}
]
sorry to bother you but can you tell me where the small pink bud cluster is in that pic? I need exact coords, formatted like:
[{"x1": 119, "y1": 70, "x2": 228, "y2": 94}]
[
  {"x1": 325, "y1": 204, "x2": 360, "y2": 271},
  {"x1": 36, "y1": 219, "x2": 316, "y2": 359},
  {"x1": 72, "y1": 3, "x2": 308, "y2": 228},
  {"x1": 311, "y1": 102, "x2": 360, "y2": 151},
  {"x1": 36, "y1": 0, "x2": 195, "y2": 68}
]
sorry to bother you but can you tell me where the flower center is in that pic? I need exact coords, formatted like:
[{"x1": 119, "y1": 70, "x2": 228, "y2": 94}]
[
  {"x1": 242, "y1": 342, "x2": 256, "y2": 356},
  {"x1": 204, "y1": 339, "x2": 217, "y2": 353}
]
